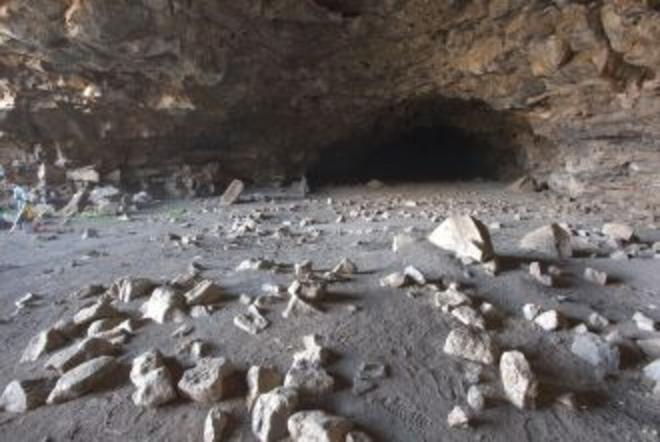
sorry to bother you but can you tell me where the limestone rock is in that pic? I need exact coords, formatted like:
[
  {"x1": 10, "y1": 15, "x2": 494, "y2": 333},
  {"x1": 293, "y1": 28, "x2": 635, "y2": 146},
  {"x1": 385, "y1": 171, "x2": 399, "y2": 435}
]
[
  {"x1": 332, "y1": 258, "x2": 358, "y2": 275},
  {"x1": 234, "y1": 306, "x2": 269, "y2": 335},
  {"x1": 21, "y1": 328, "x2": 67, "y2": 363},
  {"x1": 204, "y1": 406, "x2": 231, "y2": 442},
  {"x1": 500, "y1": 351, "x2": 538, "y2": 410},
  {"x1": 443, "y1": 328, "x2": 498, "y2": 365},
  {"x1": 130, "y1": 349, "x2": 177, "y2": 407},
  {"x1": 466, "y1": 385, "x2": 486, "y2": 412},
  {"x1": 0, "y1": 378, "x2": 55, "y2": 413},
  {"x1": 435, "y1": 284, "x2": 472, "y2": 312},
  {"x1": 112, "y1": 277, "x2": 156, "y2": 303},
  {"x1": 45, "y1": 337, "x2": 118, "y2": 374},
  {"x1": 251, "y1": 387, "x2": 299, "y2": 442},
  {"x1": 346, "y1": 431, "x2": 374, "y2": 442},
  {"x1": 379, "y1": 272, "x2": 410, "y2": 288},
  {"x1": 403, "y1": 265, "x2": 426, "y2": 285},
  {"x1": 247, "y1": 366, "x2": 283, "y2": 410},
  {"x1": 643, "y1": 359, "x2": 660, "y2": 383},
  {"x1": 428, "y1": 216, "x2": 495, "y2": 263},
  {"x1": 522, "y1": 304, "x2": 542, "y2": 321},
  {"x1": 141, "y1": 286, "x2": 187, "y2": 324},
  {"x1": 284, "y1": 365, "x2": 334, "y2": 396},
  {"x1": 447, "y1": 405, "x2": 470, "y2": 428},
  {"x1": 392, "y1": 233, "x2": 417, "y2": 253},
  {"x1": 451, "y1": 306, "x2": 486, "y2": 329},
  {"x1": 293, "y1": 335, "x2": 331, "y2": 368},
  {"x1": 520, "y1": 224, "x2": 572, "y2": 259},
  {"x1": 178, "y1": 357, "x2": 236, "y2": 403},
  {"x1": 534, "y1": 310, "x2": 561, "y2": 331},
  {"x1": 220, "y1": 179, "x2": 245, "y2": 206},
  {"x1": 282, "y1": 295, "x2": 323, "y2": 319},
  {"x1": 287, "y1": 410, "x2": 353, "y2": 442},
  {"x1": 633, "y1": 312, "x2": 657, "y2": 332},
  {"x1": 529, "y1": 262, "x2": 555, "y2": 287},
  {"x1": 73, "y1": 299, "x2": 124, "y2": 326},
  {"x1": 636, "y1": 338, "x2": 660, "y2": 359},
  {"x1": 602, "y1": 223, "x2": 635, "y2": 242},
  {"x1": 46, "y1": 356, "x2": 117, "y2": 404},
  {"x1": 184, "y1": 279, "x2": 226, "y2": 306},
  {"x1": 584, "y1": 268, "x2": 608, "y2": 286},
  {"x1": 571, "y1": 332, "x2": 620, "y2": 378}
]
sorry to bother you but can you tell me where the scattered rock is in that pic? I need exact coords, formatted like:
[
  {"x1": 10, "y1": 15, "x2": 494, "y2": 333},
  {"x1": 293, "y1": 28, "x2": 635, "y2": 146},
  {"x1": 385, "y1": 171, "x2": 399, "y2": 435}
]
[
  {"x1": 392, "y1": 233, "x2": 417, "y2": 253},
  {"x1": 73, "y1": 299, "x2": 124, "y2": 326},
  {"x1": 332, "y1": 258, "x2": 358, "y2": 275},
  {"x1": 46, "y1": 356, "x2": 117, "y2": 404},
  {"x1": 284, "y1": 365, "x2": 334, "y2": 396},
  {"x1": 522, "y1": 304, "x2": 542, "y2": 321},
  {"x1": 428, "y1": 216, "x2": 495, "y2": 263},
  {"x1": 141, "y1": 286, "x2": 187, "y2": 324},
  {"x1": 293, "y1": 335, "x2": 331, "y2": 367},
  {"x1": 636, "y1": 338, "x2": 660, "y2": 359},
  {"x1": 379, "y1": 272, "x2": 410, "y2": 288},
  {"x1": 178, "y1": 357, "x2": 236, "y2": 403},
  {"x1": 282, "y1": 295, "x2": 323, "y2": 319},
  {"x1": 443, "y1": 327, "x2": 498, "y2": 365},
  {"x1": 602, "y1": 223, "x2": 635, "y2": 242},
  {"x1": 584, "y1": 267, "x2": 608, "y2": 286},
  {"x1": 234, "y1": 306, "x2": 270, "y2": 335},
  {"x1": 403, "y1": 265, "x2": 426, "y2": 285},
  {"x1": 500, "y1": 351, "x2": 538, "y2": 409},
  {"x1": 509, "y1": 175, "x2": 540, "y2": 193},
  {"x1": 529, "y1": 262, "x2": 555, "y2": 287},
  {"x1": 288, "y1": 410, "x2": 353, "y2": 442},
  {"x1": 130, "y1": 349, "x2": 177, "y2": 407},
  {"x1": 112, "y1": 277, "x2": 156, "y2": 303},
  {"x1": 21, "y1": 328, "x2": 67, "y2": 363},
  {"x1": 520, "y1": 223, "x2": 572, "y2": 259},
  {"x1": 204, "y1": 406, "x2": 231, "y2": 442},
  {"x1": 466, "y1": 385, "x2": 486, "y2": 412},
  {"x1": 643, "y1": 359, "x2": 660, "y2": 383},
  {"x1": 247, "y1": 366, "x2": 283, "y2": 410},
  {"x1": 571, "y1": 332, "x2": 620, "y2": 378},
  {"x1": 220, "y1": 179, "x2": 245, "y2": 206},
  {"x1": 45, "y1": 337, "x2": 118, "y2": 374},
  {"x1": 184, "y1": 279, "x2": 226, "y2": 306},
  {"x1": 447, "y1": 405, "x2": 471, "y2": 428},
  {"x1": 633, "y1": 312, "x2": 657, "y2": 332},
  {"x1": 451, "y1": 306, "x2": 486, "y2": 329},
  {"x1": 587, "y1": 312, "x2": 610, "y2": 331},
  {"x1": 0, "y1": 378, "x2": 55, "y2": 413},
  {"x1": 435, "y1": 284, "x2": 472, "y2": 312},
  {"x1": 534, "y1": 310, "x2": 561, "y2": 331},
  {"x1": 251, "y1": 386, "x2": 299, "y2": 442}
]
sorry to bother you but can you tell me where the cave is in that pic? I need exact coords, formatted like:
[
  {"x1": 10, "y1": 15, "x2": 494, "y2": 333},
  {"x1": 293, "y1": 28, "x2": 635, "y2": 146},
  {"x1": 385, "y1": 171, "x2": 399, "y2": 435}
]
[{"x1": 1, "y1": 2, "x2": 660, "y2": 441}]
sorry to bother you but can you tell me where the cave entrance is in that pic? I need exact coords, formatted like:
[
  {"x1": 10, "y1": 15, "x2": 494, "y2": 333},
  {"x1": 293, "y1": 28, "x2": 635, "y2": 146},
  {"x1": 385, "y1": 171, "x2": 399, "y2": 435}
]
[{"x1": 309, "y1": 123, "x2": 518, "y2": 185}]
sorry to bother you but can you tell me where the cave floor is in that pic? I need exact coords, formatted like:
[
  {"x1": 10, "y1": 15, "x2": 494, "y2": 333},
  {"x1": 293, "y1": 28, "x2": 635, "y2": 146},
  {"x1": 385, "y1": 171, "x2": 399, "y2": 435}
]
[{"x1": 1, "y1": 181, "x2": 660, "y2": 442}]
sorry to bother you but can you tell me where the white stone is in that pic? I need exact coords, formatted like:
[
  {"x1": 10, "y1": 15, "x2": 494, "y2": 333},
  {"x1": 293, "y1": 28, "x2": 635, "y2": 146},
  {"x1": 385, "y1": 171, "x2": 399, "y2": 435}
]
[
  {"x1": 522, "y1": 304, "x2": 542, "y2": 321},
  {"x1": 332, "y1": 258, "x2": 358, "y2": 275},
  {"x1": 534, "y1": 310, "x2": 561, "y2": 331},
  {"x1": 287, "y1": 410, "x2": 353, "y2": 442},
  {"x1": 141, "y1": 286, "x2": 187, "y2": 324},
  {"x1": 643, "y1": 359, "x2": 660, "y2": 383},
  {"x1": 112, "y1": 277, "x2": 156, "y2": 303},
  {"x1": 392, "y1": 233, "x2": 417, "y2": 253},
  {"x1": 184, "y1": 279, "x2": 226, "y2": 305},
  {"x1": 435, "y1": 284, "x2": 472, "y2": 311},
  {"x1": 379, "y1": 272, "x2": 409, "y2": 288},
  {"x1": 466, "y1": 385, "x2": 486, "y2": 412},
  {"x1": 519, "y1": 223, "x2": 572, "y2": 259},
  {"x1": 0, "y1": 378, "x2": 55, "y2": 413},
  {"x1": 46, "y1": 356, "x2": 117, "y2": 404},
  {"x1": 284, "y1": 365, "x2": 334, "y2": 396},
  {"x1": 247, "y1": 366, "x2": 283, "y2": 410},
  {"x1": 204, "y1": 406, "x2": 230, "y2": 442},
  {"x1": 73, "y1": 299, "x2": 123, "y2": 325},
  {"x1": 251, "y1": 386, "x2": 299, "y2": 442},
  {"x1": 529, "y1": 262, "x2": 554, "y2": 287},
  {"x1": 587, "y1": 312, "x2": 610, "y2": 331},
  {"x1": 447, "y1": 405, "x2": 470, "y2": 428},
  {"x1": 132, "y1": 367, "x2": 177, "y2": 407},
  {"x1": 403, "y1": 265, "x2": 426, "y2": 285},
  {"x1": 293, "y1": 335, "x2": 331, "y2": 368},
  {"x1": 571, "y1": 332, "x2": 620, "y2": 377},
  {"x1": 633, "y1": 312, "x2": 657, "y2": 332},
  {"x1": 178, "y1": 357, "x2": 236, "y2": 403},
  {"x1": 220, "y1": 179, "x2": 245, "y2": 206},
  {"x1": 602, "y1": 223, "x2": 634, "y2": 242},
  {"x1": 451, "y1": 306, "x2": 486, "y2": 329},
  {"x1": 428, "y1": 216, "x2": 495, "y2": 263},
  {"x1": 45, "y1": 337, "x2": 118, "y2": 374},
  {"x1": 584, "y1": 268, "x2": 608, "y2": 286},
  {"x1": 21, "y1": 328, "x2": 67, "y2": 363},
  {"x1": 234, "y1": 306, "x2": 269, "y2": 335},
  {"x1": 443, "y1": 328, "x2": 498, "y2": 365},
  {"x1": 500, "y1": 351, "x2": 537, "y2": 409},
  {"x1": 282, "y1": 295, "x2": 323, "y2": 319}
]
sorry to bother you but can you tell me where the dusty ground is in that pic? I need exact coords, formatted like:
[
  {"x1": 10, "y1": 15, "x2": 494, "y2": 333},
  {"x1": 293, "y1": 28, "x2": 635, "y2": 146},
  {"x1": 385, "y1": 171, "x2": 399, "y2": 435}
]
[{"x1": 1, "y1": 182, "x2": 660, "y2": 442}]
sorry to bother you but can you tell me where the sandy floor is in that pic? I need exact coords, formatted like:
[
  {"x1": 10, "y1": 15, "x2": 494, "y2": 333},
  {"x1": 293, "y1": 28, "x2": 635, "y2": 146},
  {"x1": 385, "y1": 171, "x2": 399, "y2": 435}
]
[{"x1": 1, "y1": 182, "x2": 660, "y2": 441}]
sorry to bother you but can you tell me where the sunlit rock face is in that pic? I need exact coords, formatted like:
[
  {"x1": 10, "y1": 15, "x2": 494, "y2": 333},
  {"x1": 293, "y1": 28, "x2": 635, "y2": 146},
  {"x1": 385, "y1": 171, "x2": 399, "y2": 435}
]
[{"x1": 0, "y1": 1, "x2": 658, "y2": 201}]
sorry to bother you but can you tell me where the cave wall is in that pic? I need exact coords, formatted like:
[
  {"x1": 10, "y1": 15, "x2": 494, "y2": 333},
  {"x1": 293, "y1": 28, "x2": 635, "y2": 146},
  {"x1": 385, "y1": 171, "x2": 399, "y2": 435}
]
[{"x1": 0, "y1": 0, "x2": 658, "y2": 204}]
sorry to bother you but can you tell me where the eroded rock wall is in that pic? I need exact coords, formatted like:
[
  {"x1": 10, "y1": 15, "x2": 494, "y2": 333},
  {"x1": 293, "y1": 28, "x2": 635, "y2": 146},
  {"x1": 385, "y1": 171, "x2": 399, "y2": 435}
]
[{"x1": 0, "y1": 1, "x2": 658, "y2": 204}]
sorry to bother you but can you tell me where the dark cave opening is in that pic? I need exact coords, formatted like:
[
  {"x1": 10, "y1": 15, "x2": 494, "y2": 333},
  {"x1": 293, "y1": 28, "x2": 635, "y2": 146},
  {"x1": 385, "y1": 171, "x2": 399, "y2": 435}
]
[{"x1": 309, "y1": 124, "x2": 517, "y2": 185}]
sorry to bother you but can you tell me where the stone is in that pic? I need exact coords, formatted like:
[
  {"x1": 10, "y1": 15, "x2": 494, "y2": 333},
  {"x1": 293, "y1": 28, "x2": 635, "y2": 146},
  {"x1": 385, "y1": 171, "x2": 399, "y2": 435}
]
[
  {"x1": 73, "y1": 299, "x2": 124, "y2": 325},
  {"x1": 251, "y1": 387, "x2": 299, "y2": 442},
  {"x1": 45, "y1": 337, "x2": 118, "y2": 374},
  {"x1": 466, "y1": 385, "x2": 486, "y2": 412},
  {"x1": 282, "y1": 295, "x2": 323, "y2": 319},
  {"x1": 587, "y1": 312, "x2": 610, "y2": 331},
  {"x1": 403, "y1": 265, "x2": 426, "y2": 285},
  {"x1": 21, "y1": 328, "x2": 67, "y2": 362},
  {"x1": 509, "y1": 175, "x2": 540, "y2": 193},
  {"x1": 534, "y1": 310, "x2": 561, "y2": 331},
  {"x1": 66, "y1": 166, "x2": 100, "y2": 183},
  {"x1": 220, "y1": 179, "x2": 245, "y2": 206},
  {"x1": 331, "y1": 257, "x2": 358, "y2": 275},
  {"x1": 443, "y1": 328, "x2": 498, "y2": 365},
  {"x1": 184, "y1": 279, "x2": 226, "y2": 306},
  {"x1": 500, "y1": 351, "x2": 538, "y2": 410},
  {"x1": 288, "y1": 280, "x2": 326, "y2": 302},
  {"x1": 379, "y1": 272, "x2": 410, "y2": 288},
  {"x1": 141, "y1": 286, "x2": 187, "y2": 324},
  {"x1": 602, "y1": 223, "x2": 635, "y2": 242},
  {"x1": 287, "y1": 410, "x2": 353, "y2": 442},
  {"x1": 46, "y1": 356, "x2": 117, "y2": 404},
  {"x1": 636, "y1": 338, "x2": 660, "y2": 359},
  {"x1": 633, "y1": 312, "x2": 657, "y2": 332},
  {"x1": 428, "y1": 216, "x2": 495, "y2": 263},
  {"x1": 435, "y1": 284, "x2": 472, "y2": 311},
  {"x1": 234, "y1": 306, "x2": 270, "y2": 335},
  {"x1": 522, "y1": 304, "x2": 542, "y2": 321},
  {"x1": 132, "y1": 367, "x2": 177, "y2": 407},
  {"x1": 284, "y1": 364, "x2": 335, "y2": 396},
  {"x1": 247, "y1": 366, "x2": 283, "y2": 409},
  {"x1": 59, "y1": 188, "x2": 90, "y2": 217},
  {"x1": 87, "y1": 318, "x2": 125, "y2": 336},
  {"x1": 112, "y1": 277, "x2": 156, "y2": 303},
  {"x1": 0, "y1": 378, "x2": 55, "y2": 413},
  {"x1": 451, "y1": 306, "x2": 486, "y2": 329},
  {"x1": 178, "y1": 357, "x2": 236, "y2": 403},
  {"x1": 293, "y1": 335, "x2": 331, "y2": 368},
  {"x1": 643, "y1": 359, "x2": 660, "y2": 383},
  {"x1": 346, "y1": 431, "x2": 374, "y2": 442},
  {"x1": 519, "y1": 224, "x2": 572, "y2": 259},
  {"x1": 204, "y1": 406, "x2": 231, "y2": 442},
  {"x1": 392, "y1": 233, "x2": 417, "y2": 253},
  {"x1": 447, "y1": 405, "x2": 470, "y2": 428},
  {"x1": 571, "y1": 332, "x2": 620, "y2": 377},
  {"x1": 584, "y1": 268, "x2": 608, "y2": 286},
  {"x1": 529, "y1": 262, "x2": 554, "y2": 287}
]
